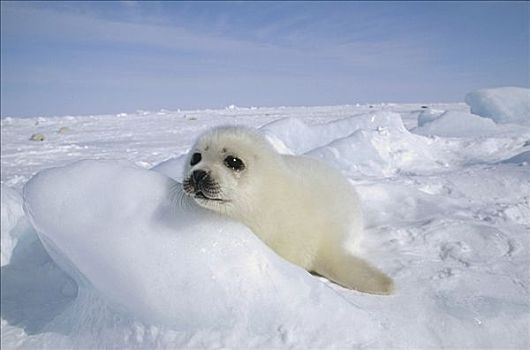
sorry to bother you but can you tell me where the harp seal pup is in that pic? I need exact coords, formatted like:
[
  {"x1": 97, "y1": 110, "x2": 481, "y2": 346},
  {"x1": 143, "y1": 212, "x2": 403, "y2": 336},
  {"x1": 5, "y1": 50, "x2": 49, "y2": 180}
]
[{"x1": 182, "y1": 126, "x2": 394, "y2": 295}]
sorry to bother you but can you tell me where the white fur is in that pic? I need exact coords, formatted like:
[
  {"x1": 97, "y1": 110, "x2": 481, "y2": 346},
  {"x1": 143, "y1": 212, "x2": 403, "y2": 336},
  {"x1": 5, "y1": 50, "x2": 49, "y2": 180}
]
[{"x1": 183, "y1": 126, "x2": 394, "y2": 294}]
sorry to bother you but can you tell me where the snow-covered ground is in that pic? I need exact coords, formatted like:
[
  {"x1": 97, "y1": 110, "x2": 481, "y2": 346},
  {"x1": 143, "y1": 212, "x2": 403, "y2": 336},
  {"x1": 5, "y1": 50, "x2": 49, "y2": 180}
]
[{"x1": 1, "y1": 88, "x2": 529, "y2": 349}]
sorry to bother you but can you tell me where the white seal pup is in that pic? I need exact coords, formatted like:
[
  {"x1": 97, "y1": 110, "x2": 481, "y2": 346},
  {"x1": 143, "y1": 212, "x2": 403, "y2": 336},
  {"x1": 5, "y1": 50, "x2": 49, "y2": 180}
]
[{"x1": 182, "y1": 126, "x2": 394, "y2": 295}]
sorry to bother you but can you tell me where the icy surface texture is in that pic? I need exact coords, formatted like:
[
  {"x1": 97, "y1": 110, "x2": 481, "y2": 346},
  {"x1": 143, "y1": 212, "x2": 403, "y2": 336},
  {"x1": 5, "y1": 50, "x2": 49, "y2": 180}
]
[
  {"x1": 465, "y1": 87, "x2": 530, "y2": 124},
  {"x1": 415, "y1": 110, "x2": 498, "y2": 137},
  {"x1": 1, "y1": 185, "x2": 31, "y2": 266},
  {"x1": 2, "y1": 100, "x2": 530, "y2": 349}
]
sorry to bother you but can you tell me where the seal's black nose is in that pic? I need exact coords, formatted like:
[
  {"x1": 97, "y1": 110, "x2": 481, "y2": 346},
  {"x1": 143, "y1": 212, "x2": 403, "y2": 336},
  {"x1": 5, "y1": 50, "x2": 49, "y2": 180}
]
[{"x1": 192, "y1": 170, "x2": 208, "y2": 184}]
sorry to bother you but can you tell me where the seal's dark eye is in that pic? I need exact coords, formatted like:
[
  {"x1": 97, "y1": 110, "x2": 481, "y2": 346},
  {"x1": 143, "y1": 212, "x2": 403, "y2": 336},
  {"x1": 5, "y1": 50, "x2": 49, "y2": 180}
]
[
  {"x1": 224, "y1": 156, "x2": 245, "y2": 171},
  {"x1": 190, "y1": 153, "x2": 202, "y2": 166}
]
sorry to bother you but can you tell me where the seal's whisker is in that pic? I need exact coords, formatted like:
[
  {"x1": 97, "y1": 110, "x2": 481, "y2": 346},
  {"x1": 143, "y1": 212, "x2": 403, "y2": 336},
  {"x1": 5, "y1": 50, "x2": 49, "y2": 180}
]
[{"x1": 168, "y1": 183, "x2": 180, "y2": 203}]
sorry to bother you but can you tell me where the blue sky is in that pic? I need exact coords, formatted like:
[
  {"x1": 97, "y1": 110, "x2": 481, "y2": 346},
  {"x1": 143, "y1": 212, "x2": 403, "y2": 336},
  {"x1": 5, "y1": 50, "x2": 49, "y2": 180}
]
[{"x1": 1, "y1": 1, "x2": 528, "y2": 117}]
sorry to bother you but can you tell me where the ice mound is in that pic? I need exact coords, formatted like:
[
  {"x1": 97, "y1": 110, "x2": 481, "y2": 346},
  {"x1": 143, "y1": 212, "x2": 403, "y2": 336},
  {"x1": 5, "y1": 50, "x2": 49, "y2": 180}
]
[
  {"x1": 417, "y1": 108, "x2": 446, "y2": 127},
  {"x1": 465, "y1": 87, "x2": 530, "y2": 124},
  {"x1": 306, "y1": 113, "x2": 442, "y2": 177},
  {"x1": 260, "y1": 112, "x2": 406, "y2": 154},
  {"x1": 22, "y1": 160, "x2": 379, "y2": 347},
  {"x1": 414, "y1": 110, "x2": 498, "y2": 137},
  {"x1": 259, "y1": 111, "x2": 452, "y2": 175},
  {"x1": 1, "y1": 185, "x2": 27, "y2": 266}
]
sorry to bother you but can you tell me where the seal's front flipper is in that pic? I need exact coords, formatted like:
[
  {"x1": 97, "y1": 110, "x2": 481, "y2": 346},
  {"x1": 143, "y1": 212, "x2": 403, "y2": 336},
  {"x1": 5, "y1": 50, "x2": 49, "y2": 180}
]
[{"x1": 315, "y1": 251, "x2": 394, "y2": 295}]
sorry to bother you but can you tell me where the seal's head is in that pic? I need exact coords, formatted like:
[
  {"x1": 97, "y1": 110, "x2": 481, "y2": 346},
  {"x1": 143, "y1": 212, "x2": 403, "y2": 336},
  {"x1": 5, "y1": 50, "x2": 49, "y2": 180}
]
[{"x1": 182, "y1": 126, "x2": 282, "y2": 217}]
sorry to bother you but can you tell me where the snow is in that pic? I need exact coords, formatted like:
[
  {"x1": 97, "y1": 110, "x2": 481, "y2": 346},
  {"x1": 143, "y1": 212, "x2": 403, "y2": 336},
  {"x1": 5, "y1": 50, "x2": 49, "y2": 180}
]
[
  {"x1": 2, "y1": 99, "x2": 530, "y2": 349},
  {"x1": 150, "y1": 155, "x2": 187, "y2": 182},
  {"x1": 414, "y1": 110, "x2": 499, "y2": 138},
  {"x1": 502, "y1": 150, "x2": 530, "y2": 165},
  {"x1": 260, "y1": 111, "x2": 406, "y2": 154},
  {"x1": 0, "y1": 185, "x2": 26, "y2": 266},
  {"x1": 417, "y1": 108, "x2": 445, "y2": 127},
  {"x1": 465, "y1": 87, "x2": 530, "y2": 124}
]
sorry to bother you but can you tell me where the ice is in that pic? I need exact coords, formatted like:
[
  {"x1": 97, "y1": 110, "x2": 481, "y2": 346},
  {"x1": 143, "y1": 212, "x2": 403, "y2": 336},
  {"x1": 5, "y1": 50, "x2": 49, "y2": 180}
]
[
  {"x1": 414, "y1": 110, "x2": 499, "y2": 137},
  {"x1": 417, "y1": 108, "x2": 445, "y2": 127},
  {"x1": 260, "y1": 112, "x2": 442, "y2": 177},
  {"x1": 1, "y1": 185, "x2": 27, "y2": 266},
  {"x1": 465, "y1": 87, "x2": 530, "y2": 124},
  {"x1": 20, "y1": 160, "x2": 379, "y2": 348},
  {"x1": 2, "y1": 99, "x2": 530, "y2": 349},
  {"x1": 311, "y1": 125, "x2": 445, "y2": 177},
  {"x1": 502, "y1": 150, "x2": 530, "y2": 165},
  {"x1": 260, "y1": 111, "x2": 405, "y2": 154}
]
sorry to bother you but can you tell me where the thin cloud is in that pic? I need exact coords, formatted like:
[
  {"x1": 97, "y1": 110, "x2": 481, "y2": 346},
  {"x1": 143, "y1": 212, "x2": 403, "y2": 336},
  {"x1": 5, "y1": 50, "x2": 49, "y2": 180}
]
[{"x1": 1, "y1": 2, "x2": 527, "y2": 117}]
